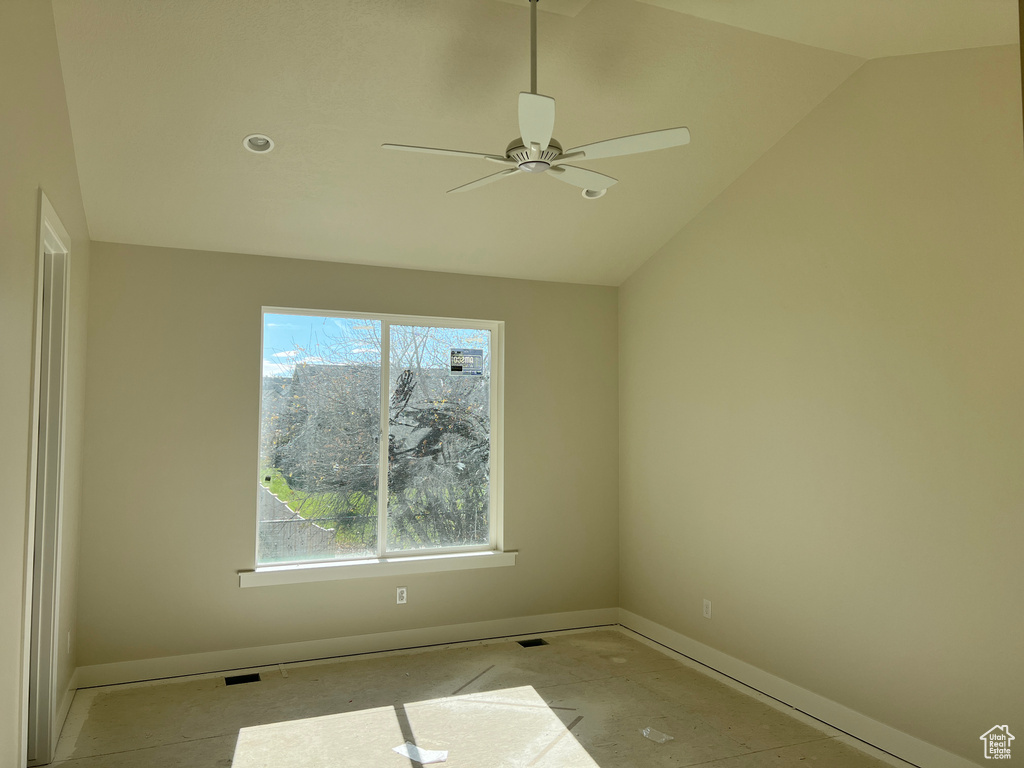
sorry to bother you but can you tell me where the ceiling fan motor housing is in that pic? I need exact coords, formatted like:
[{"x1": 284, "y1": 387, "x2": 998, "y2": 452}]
[{"x1": 507, "y1": 138, "x2": 562, "y2": 172}]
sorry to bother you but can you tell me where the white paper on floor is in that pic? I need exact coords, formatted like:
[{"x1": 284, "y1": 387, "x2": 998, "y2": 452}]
[
  {"x1": 393, "y1": 741, "x2": 448, "y2": 763},
  {"x1": 640, "y1": 727, "x2": 674, "y2": 744}
]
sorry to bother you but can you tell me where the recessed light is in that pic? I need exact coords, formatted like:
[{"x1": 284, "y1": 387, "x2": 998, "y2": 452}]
[
  {"x1": 243, "y1": 134, "x2": 275, "y2": 153},
  {"x1": 582, "y1": 188, "x2": 606, "y2": 199}
]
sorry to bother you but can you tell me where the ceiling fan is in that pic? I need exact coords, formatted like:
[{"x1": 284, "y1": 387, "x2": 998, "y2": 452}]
[{"x1": 382, "y1": 0, "x2": 691, "y2": 199}]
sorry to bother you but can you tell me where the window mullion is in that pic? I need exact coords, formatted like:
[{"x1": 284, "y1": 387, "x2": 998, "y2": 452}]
[{"x1": 377, "y1": 321, "x2": 390, "y2": 559}]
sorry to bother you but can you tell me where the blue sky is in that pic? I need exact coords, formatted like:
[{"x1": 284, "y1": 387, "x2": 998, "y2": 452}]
[
  {"x1": 262, "y1": 313, "x2": 489, "y2": 378},
  {"x1": 262, "y1": 313, "x2": 380, "y2": 377}
]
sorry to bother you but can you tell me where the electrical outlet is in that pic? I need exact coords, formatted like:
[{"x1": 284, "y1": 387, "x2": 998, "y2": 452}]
[
  {"x1": 396, "y1": 586, "x2": 408, "y2": 605},
  {"x1": 67, "y1": 631, "x2": 71, "y2": 654},
  {"x1": 703, "y1": 599, "x2": 712, "y2": 619}
]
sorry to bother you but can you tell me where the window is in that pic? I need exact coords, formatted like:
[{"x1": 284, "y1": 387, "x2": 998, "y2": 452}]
[{"x1": 256, "y1": 309, "x2": 503, "y2": 570}]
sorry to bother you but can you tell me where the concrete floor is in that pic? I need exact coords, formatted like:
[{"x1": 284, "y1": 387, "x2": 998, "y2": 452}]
[{"x1": 51, "y1": 628, "x2": 902, "y2": 767}]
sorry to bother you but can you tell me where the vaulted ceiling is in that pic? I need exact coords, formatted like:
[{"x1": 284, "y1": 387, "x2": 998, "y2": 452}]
[{"x1": 51, "y1": 0, "x2": 1018, "y2": 284}]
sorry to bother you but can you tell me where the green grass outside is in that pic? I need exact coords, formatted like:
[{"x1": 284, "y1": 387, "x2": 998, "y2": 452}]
[
  {"x1": 260, "y1": 467, "x2": 489, "y2": 549},
  {"x1": 260, "y1": 467, "x2": 376, "y2": 548}
]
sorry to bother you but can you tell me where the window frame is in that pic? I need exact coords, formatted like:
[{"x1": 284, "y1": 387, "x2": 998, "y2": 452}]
[{"x1": 242, "y1": 306, "x2": 508, "y2": 585}]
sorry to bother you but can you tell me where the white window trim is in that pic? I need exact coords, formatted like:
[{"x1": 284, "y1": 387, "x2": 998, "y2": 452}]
[
  {"x1": 242, "y1": 307, "x2": 508, "y2": 586},
  {"x1": 239, "y1": 549, "x2": 517, "y2": 587}
]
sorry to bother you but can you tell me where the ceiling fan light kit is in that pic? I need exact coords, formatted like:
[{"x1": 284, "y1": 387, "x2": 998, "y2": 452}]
[{"x1": 382, "y1": 0, "x2": 690, "y2": 198}]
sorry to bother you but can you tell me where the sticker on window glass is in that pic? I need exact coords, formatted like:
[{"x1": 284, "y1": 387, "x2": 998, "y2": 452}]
[{"x1": 450, "y1": 348, "x2": 484, "y2": 375}]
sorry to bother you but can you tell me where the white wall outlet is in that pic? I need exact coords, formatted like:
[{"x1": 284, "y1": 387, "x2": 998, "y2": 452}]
[
  {"x1": 703, "y1": 599, "x2": 712, "y2": 619},
  {"x1": 396, "y1": 586, "x2": 408, "y2": 605}
]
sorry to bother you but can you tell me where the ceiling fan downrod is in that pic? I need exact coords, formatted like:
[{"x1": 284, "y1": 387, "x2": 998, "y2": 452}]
[{"x1": 530, "y1": 0, "x2": 538, "y2": 95}]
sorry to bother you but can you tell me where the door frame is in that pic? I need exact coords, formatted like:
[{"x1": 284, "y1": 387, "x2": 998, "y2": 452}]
[{"x1": 21, "y1": 190, "x2": 72, "y2": 766}]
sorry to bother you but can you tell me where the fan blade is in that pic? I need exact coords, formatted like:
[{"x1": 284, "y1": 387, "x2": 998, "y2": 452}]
[
  {"x1": 518, "y1": 93, "x2": 555, "y2": 153},
  {"x1": 566, "y1": 126, "x2": 690, "y2": 161},
  {"x1": 382, "y1": 144, "x2": 514, "y2": 165},
  {"x1": 447, "y1": 168, "x2": 521, "y2": 194},
  {"x1": 548, "y1": 165, "x2": 618, "y2": 191}
]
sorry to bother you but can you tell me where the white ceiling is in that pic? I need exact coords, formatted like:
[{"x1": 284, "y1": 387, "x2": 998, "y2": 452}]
[
  {"x1": 640, "y1": 0, "x2": 1019, "y2": 59},
  {"x1": 496, "y1": 0, "x2": 596, "y2": 17},
  {"x1": 51, "y1": 0, "x2": 1018, "y2": 285}
]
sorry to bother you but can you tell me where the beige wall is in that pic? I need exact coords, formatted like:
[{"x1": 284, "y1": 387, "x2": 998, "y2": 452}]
[
  {"x1": 0, "y1": 0, "x2": 90, "y2": 765},
  {"x1": 9, "y1": 7, "x2": 1018, "y2": 764},
  {"x1": 620, "y1": 45, "x2": 1024, "y2": 763},
  {"x1": 78, "y1": 243, "x2": 618, "y2": 665}
]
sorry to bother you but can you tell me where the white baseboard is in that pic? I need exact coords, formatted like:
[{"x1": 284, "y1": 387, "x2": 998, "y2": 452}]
[
  {"x1": 74, "y1": 608, "x2": 618, "y2": 688},
  {"x1": 617, "y1": 609, "x2": 979, "y2": 768},
  {"x1": 54, "y1": 668, "x2": 79, "y2": 745}
]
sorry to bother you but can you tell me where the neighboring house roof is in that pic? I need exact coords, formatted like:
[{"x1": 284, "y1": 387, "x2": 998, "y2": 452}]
[{"x1": 263, "y1": 363, "x2": 490, "y2": 494}]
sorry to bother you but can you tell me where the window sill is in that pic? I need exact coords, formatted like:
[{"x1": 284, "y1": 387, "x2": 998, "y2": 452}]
[{"x1": 238, "y1": 549, "x2": 517, "y2": 588}]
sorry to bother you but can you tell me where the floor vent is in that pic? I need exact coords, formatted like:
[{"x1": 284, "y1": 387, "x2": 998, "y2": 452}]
[
  {"x1": 517, "y1": 638, "x2": 549, "y2": 648},
  {"x1": 225, "y1": 673, "x2": 261, "y2": 686}
]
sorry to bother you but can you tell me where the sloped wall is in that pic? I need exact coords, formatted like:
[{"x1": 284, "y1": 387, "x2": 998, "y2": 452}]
[{"x1": 619, "y1": 45, "x2": 1024, "y2": 763}]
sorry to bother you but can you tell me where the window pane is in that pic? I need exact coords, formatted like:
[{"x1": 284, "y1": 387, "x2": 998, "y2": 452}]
[
  {"x1": 258, "y1": 314, "x2": 381, "y2": 564},
  {"x1": 387, "y1": 325, "x2": 491, "y2": 552}
]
